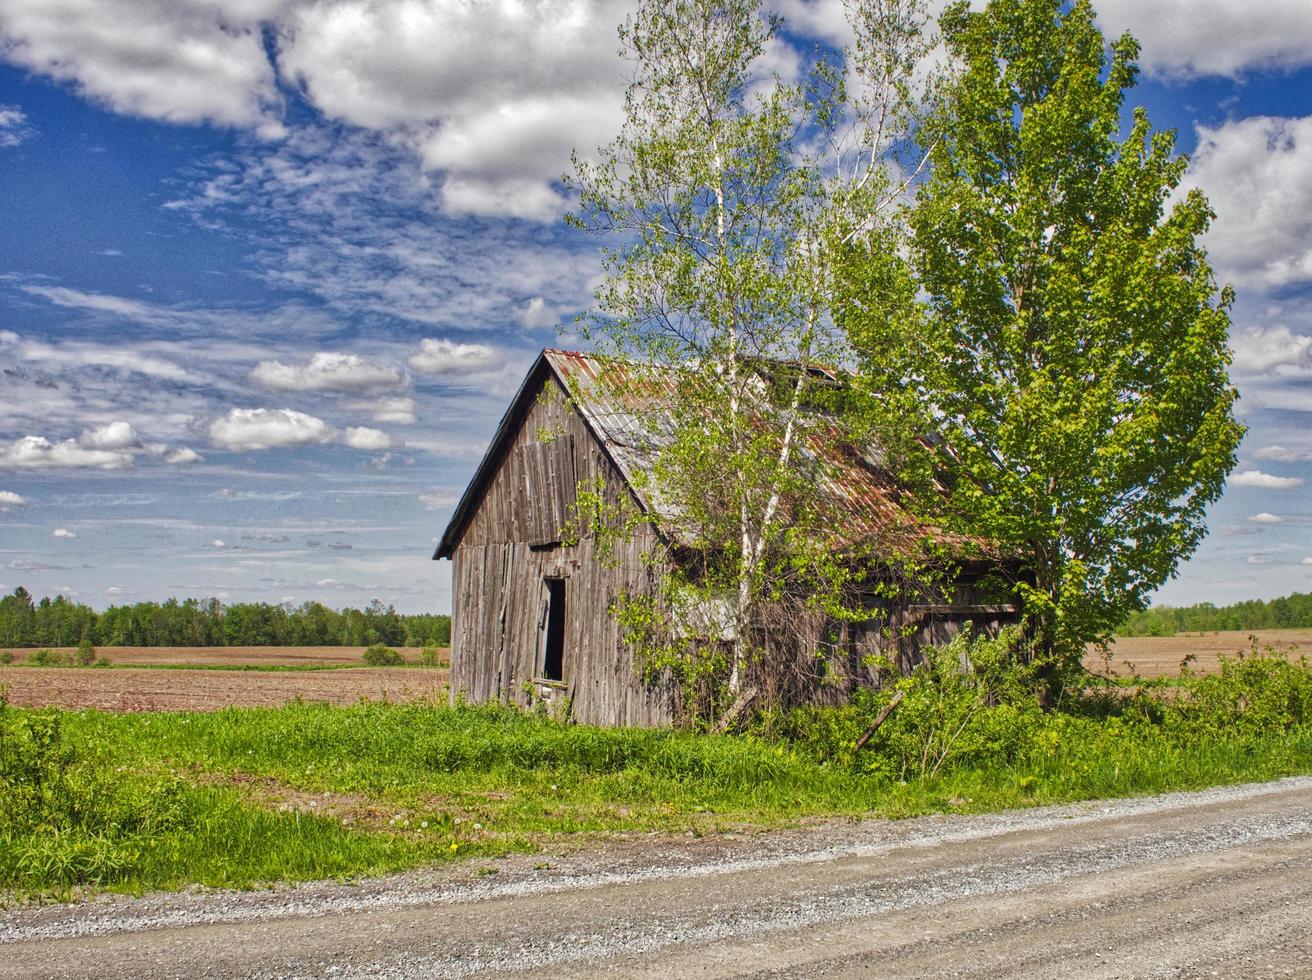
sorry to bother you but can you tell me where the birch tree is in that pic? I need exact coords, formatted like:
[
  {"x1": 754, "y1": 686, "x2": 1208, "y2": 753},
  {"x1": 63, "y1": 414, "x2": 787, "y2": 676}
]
[{"x1": 568, "y1": 0, "x2": 931, "y2": 711}]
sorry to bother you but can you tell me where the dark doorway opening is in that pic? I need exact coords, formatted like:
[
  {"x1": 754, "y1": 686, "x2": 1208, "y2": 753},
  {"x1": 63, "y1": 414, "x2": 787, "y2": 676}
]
[{"x1": 543, "y1": 578, "x2": 565, "y2": 681}]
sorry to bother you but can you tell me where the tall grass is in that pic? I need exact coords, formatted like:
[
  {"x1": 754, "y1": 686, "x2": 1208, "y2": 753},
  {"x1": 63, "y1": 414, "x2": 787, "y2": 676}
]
[{"x1": 4, "y1": 645, "x2": 1312, "y2": 897}]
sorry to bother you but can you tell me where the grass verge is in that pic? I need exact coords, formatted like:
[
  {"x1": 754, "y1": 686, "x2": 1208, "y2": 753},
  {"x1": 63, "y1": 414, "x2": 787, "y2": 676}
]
[{"x1": 3, "y1": 648, "x2": 1311, "y2": 899}]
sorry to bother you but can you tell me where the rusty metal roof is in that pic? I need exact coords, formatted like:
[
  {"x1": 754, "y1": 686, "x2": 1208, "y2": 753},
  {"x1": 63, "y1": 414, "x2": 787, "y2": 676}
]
[{"x1": 436, "y1": 348, "x2": 960, "y2": 559}]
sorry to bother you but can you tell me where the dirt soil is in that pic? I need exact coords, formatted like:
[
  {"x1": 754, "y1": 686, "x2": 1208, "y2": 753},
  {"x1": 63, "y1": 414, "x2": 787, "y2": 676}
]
[
  {"x1": 1090, "y1": 628, "x2": 1312, "y2": 678},
  {"x1": 1, "y1": 646, "x2": 448, "y2": 667},
  {"x1": 0, "y1": 665, "x2": 449, "y2": 711},
  {"x1": 2, "y1": 776, "x2": 1309, "y2": 979}
]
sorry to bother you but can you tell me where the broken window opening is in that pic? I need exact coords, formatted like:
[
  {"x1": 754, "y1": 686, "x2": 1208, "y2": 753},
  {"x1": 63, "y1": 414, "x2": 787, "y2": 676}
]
[{"x1": 542, "y1": 578, "x2": 565, "y2": 682}]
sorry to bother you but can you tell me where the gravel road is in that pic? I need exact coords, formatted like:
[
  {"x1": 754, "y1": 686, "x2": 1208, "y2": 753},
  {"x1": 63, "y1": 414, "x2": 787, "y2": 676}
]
[{"x1": 4, "y1": 776, "x2": 1311, "y2": 979}]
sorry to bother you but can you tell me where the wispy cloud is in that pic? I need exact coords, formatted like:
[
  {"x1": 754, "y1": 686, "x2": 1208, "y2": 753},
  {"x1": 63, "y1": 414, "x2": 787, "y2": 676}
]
[
  {"x1": 251, "y1": 352, "x2": 407, "y2": 394},
  {"x1": 0, "y1": 103, "x2": 36, "y2": 147},
  {"x1": 169, "y1": 126, "x2": 601, "y2": 331}
]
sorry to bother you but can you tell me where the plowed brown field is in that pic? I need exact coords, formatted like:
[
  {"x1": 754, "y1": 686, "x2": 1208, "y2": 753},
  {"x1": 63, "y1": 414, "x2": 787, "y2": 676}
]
[
  {"x1": 0, "y1": 665, "x2": 449, "y2": 712},
  {"x1": 1090, "y1": 629, "x2": 1312, "y2": 678}
]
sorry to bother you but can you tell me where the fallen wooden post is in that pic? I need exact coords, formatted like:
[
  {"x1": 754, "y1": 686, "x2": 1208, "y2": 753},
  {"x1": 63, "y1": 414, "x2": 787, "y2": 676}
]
[{"x1": 854, "y1": 688, "x2": 906, "y2": 752}]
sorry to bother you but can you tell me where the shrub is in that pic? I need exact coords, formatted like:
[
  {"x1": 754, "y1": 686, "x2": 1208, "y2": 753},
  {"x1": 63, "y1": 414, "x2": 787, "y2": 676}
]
[
  {"x1": 362, "y1": 644, "x2": 404, "y2": 667},
  {"x1": 862, "y1": 629, "x2": 1042, "y2": 780},
  {"x1": 26, "y1": 649, "x2": 68, "y2": 667},
  {"x1": 1169, "y1": 652, "x2": 1312, "y2": 739},
  {"x1": 419, "y1": 643, "x2": 442, "y2": 667},
  {"x1": 0, "y1": 651, "x2": 12, "y2": 665},
  {"x1": 75, "y1": 639, "x2": 96, "y2": 666}
]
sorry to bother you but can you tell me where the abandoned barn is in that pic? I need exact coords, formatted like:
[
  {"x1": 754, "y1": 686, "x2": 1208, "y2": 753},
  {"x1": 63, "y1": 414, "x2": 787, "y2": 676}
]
[{"x1": 434, "y1": 348, "x2": 1015, "y2": 727}]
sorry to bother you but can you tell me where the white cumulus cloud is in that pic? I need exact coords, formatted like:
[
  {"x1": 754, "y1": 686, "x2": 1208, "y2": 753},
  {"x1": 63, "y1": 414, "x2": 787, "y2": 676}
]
[
  {"x1": 208, "y1": 408, "x2": 333, "y2": 450},
  {"x1": 1248, "y1": 512, "x2": 1283, "y2": 524},
  {"x1": 342, "y1": 426, "x2": 392, "y2": 451},
  {"x1": 0, "y1": 435, "x2": 133, "y2": 470},
  {"x1": 250, "y1": 352, "x2": 406, "y2": 393},
  {"x1": 165, "y1": 447, "x2": 202, "y2": 465},
  {"x1": 0, "y1": 0, "x2": 287, "y2": 135},
  {"x1": 79, "y1": 420, "x2": 141, "y2": 451},
  {"x1": 409, "y1": 339, "x2": 499, "y2": 376},
  {"x1": 1186, "y1": 116, "x2": 1312, "y2": 291},
  {"x1": 1094, "y1": 0, "x2": 1312, "y2": 79},
  {"x1": 279, "y1": 0, "x2": 630, "y2": 219},
  {"x1": 1230, "y1": 325, "x2": 1312, "y2": 376},
  {"x1": 52, "y1": 527, "x2": 76, "y2": 538},
  {"x1": 1230, "y1": 469, "x2": 1305, "y2": 490},
  {"x1": 0, "y1": 490, "x2": 27, "y2": 509}
]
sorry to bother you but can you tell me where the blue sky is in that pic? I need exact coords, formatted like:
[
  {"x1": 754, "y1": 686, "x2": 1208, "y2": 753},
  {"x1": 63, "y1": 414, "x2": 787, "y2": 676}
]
[{"x1": 0, "y1": 0, "x2": 1310, "y2": 615}]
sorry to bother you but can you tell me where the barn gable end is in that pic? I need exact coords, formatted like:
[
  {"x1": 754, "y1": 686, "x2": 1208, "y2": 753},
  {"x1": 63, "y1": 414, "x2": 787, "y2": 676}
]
[{"x1": 439, "y1": 356, "x2": 677, "y2": 727}]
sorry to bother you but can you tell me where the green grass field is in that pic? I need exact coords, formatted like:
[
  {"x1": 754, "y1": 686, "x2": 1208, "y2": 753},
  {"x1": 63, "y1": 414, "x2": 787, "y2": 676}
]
[{"x1": 4, "y1": 648, "x2": 1312, "y2": 898}]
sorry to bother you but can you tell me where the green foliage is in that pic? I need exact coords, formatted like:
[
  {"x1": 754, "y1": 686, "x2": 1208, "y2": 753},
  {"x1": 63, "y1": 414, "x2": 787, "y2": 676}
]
[
  {"x1": 362, "y1": 644, "x2": 405, "y2": 667},
  {"x1": 419, "y1": 643, "x2": 443, "y2": 667},
  {"x1": 843, "y1": 0, "x2": 1243, "y2": 663},
  {"x1": 18, "y1": 647, "x2": 107, "y2": 668},
  {"x1": 1170, "y1": 654, "x2": 1312, "y2": 739},
  {"x1": 1119, "y1": 591, "x2": 1312, "y2": 636},
  {"x1": 0, "y1": 586, "x2": 449, "y2": 649},
  {"x1": 26, "y1": 648, "x2": 67, "y2": 667},
  {"x1": 75, "y1": 638, "x2": 95, "y2": 666},
  {"x1": 0, "y1": 651, "x2": 12, "y2": 665}
]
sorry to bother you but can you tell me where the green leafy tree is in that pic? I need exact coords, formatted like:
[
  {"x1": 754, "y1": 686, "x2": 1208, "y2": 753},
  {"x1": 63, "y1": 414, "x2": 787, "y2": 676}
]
[
  {"x1": 568, "y1": 0, "x2": 933, "y2": 706},
  {"x1": 843, "y1": 0, "x2": 1243, "y2": 664}
]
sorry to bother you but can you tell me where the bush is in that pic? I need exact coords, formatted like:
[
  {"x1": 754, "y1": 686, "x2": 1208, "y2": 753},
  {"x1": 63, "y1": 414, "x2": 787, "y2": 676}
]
[
  {"x1": 419, "y1": 643, "x2": 442, "y2": 667},
  {"x1": 0, "y1": 651, "x2": 12, "y2": 665},
  {"x1": 75, "y1": 639, "x2": 96, "y2": 666},
  {"x1": 1168, "y1": 652, "x2": 1312, "y2": 738},
  {"x1": 26, "y1": 649, "x2": 68, "y2": 667},
  {"x1": 362, "y1": 644, "x2": 404, "y2": 667}
]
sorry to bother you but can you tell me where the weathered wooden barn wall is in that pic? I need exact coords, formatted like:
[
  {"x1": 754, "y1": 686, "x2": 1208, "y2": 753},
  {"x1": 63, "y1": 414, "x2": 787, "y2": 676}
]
[
  {"x1": 744, "y1": 583, "x2": 1015, "y2": 709},
  {"x1": 448, "y1": 373, "x2": 678, "y2": 727}
]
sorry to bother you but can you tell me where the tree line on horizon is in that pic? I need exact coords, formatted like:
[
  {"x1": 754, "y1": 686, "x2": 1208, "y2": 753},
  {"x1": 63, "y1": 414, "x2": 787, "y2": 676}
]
[
  {"x1": 1117, "y1": 592, "x2": 1312, "y2": 638},
  {"x1": 0, "y1": 587, "x2": 450, "y2": 649}
]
